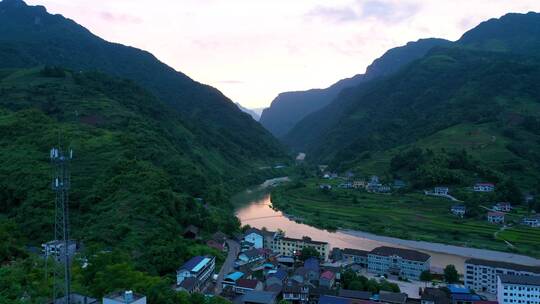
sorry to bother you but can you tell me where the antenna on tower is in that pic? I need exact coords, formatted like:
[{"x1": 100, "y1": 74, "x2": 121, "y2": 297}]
[{"x1": 50, "y1": 145, "x2": 73, "y2": 304}]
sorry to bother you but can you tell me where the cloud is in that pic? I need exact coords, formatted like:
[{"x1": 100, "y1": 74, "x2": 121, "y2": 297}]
[
  {"x1": 100, "y1": 11, "x2": 143, "y2": 24},
  {"x1": 307, "y1": 6, "x2": 360, "y2": 23},
  {"x1": 359, "y1": 0, "x2": 420, "y2": 22}
]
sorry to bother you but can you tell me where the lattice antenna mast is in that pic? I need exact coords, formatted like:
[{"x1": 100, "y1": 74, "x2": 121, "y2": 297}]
[{"x1": 50, "y1": 146, "x2": 73, "y2": 304}]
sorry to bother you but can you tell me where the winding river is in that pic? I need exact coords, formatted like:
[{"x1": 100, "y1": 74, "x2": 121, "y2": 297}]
[{"x1": 233, "y1": 178, "x2": 540, "y2": 273}]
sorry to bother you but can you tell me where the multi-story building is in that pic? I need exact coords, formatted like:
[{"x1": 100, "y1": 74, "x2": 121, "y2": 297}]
[
  {"x1": 464, "y1": 258, "x2": 540, "y2": 294},
  {"x1": 497, "y1": 275, "x2": 540, "y2": 304},
  {"x1": 176, "y1": 255, "x2": 215, "y2": 292},
  {"x1": 342, "y1": 248, "x2": 368, "y2": 267},
  {"x1": 270, "y1": 236, "x2": 329, "y2": 261},
  {"x1": 367, "y1": 246, "x2": 431, "y2": 280}
]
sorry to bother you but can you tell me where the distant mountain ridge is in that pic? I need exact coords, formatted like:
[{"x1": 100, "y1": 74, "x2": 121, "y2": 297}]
[
  {"x1": 0, "y1": 0, "x2": 284, "y2": 160},
  {"x1": 259, "y1": 38, "x2": 451, "y2": 138},
  {"x1": 281, "y1": 11, "x2": 540, "y2": 187},
  {"x1": 236, "y1": 103, "x2": 261, "y2": 121}
]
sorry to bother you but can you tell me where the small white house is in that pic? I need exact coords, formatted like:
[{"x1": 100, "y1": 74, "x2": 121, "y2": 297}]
[
  {"x1": 42, "y1": 240, "x2": 77, "y2": 261},
  {"x1": 487, "y1": 211, "x2": 505, "y2": 224},
  {"x1": 434, "y1": 187, "x2": 449, "y2": 195},
  {"x1": 493, "y1": 202, "x2": 512, "y2": 212},
  {"x1": 451, "y1": 205, "x2": 466, "y2": 217},
  {"x1": 473, "y1": 183, "x2": 495, "y2": 192},
  {"x1": 244, "y1": 228, "x2": 264, "y2": 249},
  {"x1": 522, "y1": 216, "x2": 540, "y2": 228}
]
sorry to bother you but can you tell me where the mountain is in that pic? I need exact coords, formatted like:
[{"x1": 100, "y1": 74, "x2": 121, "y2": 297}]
[
  {"x1": 259, "y1": 38, "x2": 451, "y2": 138},
  {"x1": 0, "y1": 0, "x2": 283, "y2": 161},
  {"x1": 236, "y1": 103, "x2": 260, "y2": 121},
  {"x1": 283, "y1": 12, "x2": 540, "y2": 188}
]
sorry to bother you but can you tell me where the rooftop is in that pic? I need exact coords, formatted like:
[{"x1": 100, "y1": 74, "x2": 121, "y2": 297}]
[
  {"x1": 179, "y1": 277, "x2": 197, "y2": 291},
  {"x1": 180, "y1": 255, "x2": 213, "y2": 272},
  {"x1": 379, "y1": 291, "x2": 408, "y2": 304},
  {"x1": 369, "y1": 246, "x2": 430, "y2": 262},
  {"x1": 103, "y1": 290, "x2": 145, "y2": 302},
  {"x1": 321, "y1": 270, "x2": 335, "y2": 280},
  {"x1": 466, "y1": 258, "x2": 540, "y2": 273},
  {"x1": 342, "y1": 248, "x2": 369, "y2": 257},
  {"x1": 225, "y1": 271, "x2": 244, "y2": 281},
  {"x1": 281, "y1": 236, "x2": 328, "y2": 245},
  {"x1": 488, "y1": 211, "x2": 504, "y2": 216},
  {"x1": 338, "y1": 289, "x2": 372, "y2": 300},
  {"x1": 241, "y1": 290, "x2": 278, "y2": 304},
  {"x1": 420, "y1": 288, "x2": 450, "y2": 304},
  {"x1": 499, "y1": 274, "x2": 540, "y2": 286},
  {"x1": 304, "y1": 257, "x2": 320, "y2": 271},
  {"x1": 237, "y1": 279, "x2": 260, "y2": 289},
  {"x1": 447, "y1": 285, "x2": 470, "y2": 294},
  {"x1": 319, "y1": 295, "x2": 352, "y2": 304}
]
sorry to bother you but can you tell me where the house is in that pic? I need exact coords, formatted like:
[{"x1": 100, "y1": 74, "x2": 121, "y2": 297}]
[
  {"x1": 234, "y1": 279, "x2": 263, "y2": 294},
  {"x1": 241, "y1": 290, "x2": 278, "y2": 304},
  {"x1": 497, "y1": 275, "x2": 540, "y2": 304},
  {"x1": 367, "y1": 246, "x2": 431, "y2": 280},
  {"x1": 304, "y1": 258, "x2": 321, "y2": 281},
  {"x1": 266, "y1": 268, "x2": 288, "y2": 287},
  {"x1": 238, "y1": 248, "x2": 265, "y2": 265},
  {"x1": 207, "y1": 240, "x2": 225, "y2": 251},
  {"x1": 522, "y1": 215, "x2": 540, "y2": 227},
  {"x1": 319, "y1": 270, "x2": 335, "y2": 289},
  {"x1": 353, "y1": 180, "x2": 367, "y2": 189},
  {"x1": 464, "y1": 258, "x2": 540, "y2": 294},
  {"x1": 183, "y1": 225, "x2": 199, "y2": 239},
  {"x1": 49, "y1": 293, "x2": 99, "y2": 304},
  {"x1": 176, "y1": 255, "x2": 216, "y2": 292},
  {"x1": 271, "y1": 236, "x2": 330, "y2": 261},
  {"x1": 420, "y1": 288, "x2": 450, "y2": 304},
  {"x1": 493, "y1": 202, "x2": 512, "y2": 212},
  {"x1": 338, "y1": 289, "x2": 372, "y2": 301},
  {"x1": 450, "y1": 205, "x2": 466, "y2": 218},
  {"x1": 434, "y1": 187, "x2": 449, "y2": 195},
  {"x1": 487, "y1": 211, "x2": 504, "y2": 224},
  {"x1": 320, "y1": 184, "x2": 332, "y2": 191},
  {"x1": 379, "y1": 291, "x2": 407, "y2": 304},
  {"x1": 473, "y1": 183, "x2": 495, "y2": 192},
  {"x1": 283, "y1": 283, "x2": 310, "y2": 303},
  {"x1": 342, "y1": 248, "x2": 368, "y2": 267},
  {"x1": 103, "y1": 290, "x2": 146, "y2": 304},
  {"x1": 42, "y1": 240, "x2": 77, "y2": 261},
  {"x1": 222, "y1": 271, "x2": 245, "y2": 289},
  {"x1": 291, "y1": 267, "x2": 311, "y2": 284},
  {"x1": 177, "y1": 277, "x2": 198, "y2": 293},
  {"x1": 244, "y1": 228, "x2": 265, "y2": 249}
]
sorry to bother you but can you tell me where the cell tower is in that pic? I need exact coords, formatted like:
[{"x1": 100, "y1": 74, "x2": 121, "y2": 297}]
[{"x1": 50, "y1": 146, "x2": 73, "y2": 304}]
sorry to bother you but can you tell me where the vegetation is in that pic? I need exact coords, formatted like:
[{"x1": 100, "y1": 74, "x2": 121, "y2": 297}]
[
  {"x1": 341, "y1": 269, "x2": 400, "y2": 293},
  {"x1": 443, "y1": 265, "x2": 460, "y2": 283},
  {"x1": 271, "y1": 179, "x2": 540, "y2": 257},
  {"x1": 299, "y1": 246, "x2": 320, "y2": 261}
]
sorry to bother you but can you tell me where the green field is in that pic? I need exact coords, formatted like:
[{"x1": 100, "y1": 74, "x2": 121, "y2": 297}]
[{"x1": 271, "y1": 179, "x2": 540, "y2": 258}]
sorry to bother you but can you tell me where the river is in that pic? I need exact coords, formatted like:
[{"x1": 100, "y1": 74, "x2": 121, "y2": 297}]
[{"x1": 233, "y1": 178, "x2": 540, "y2": 273}]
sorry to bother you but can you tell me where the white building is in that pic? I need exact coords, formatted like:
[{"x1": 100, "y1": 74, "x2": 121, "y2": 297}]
[
  {"x1": 474, "y1": 183, "x2": 495, "y2": 192},
  {"x1": 451, "y1": 205, "x2": 466, "y2": 217},
  {"x1": 103, "y1": 290, "x2": 146, "y2": 304},
  {"x1": 523, "y1": 216, "x2": 540, "y2": 228},
  {"x1": 497, "y1": 275, "x2": 540, "y2": 304},
  {"x1": 464, "y1": 258, "x2": 540, "y2": 294},
  {"x1": 367, "y1": 246, "x2": 431, "y2": 280},
  {"x1": 434, "y1": 187, "x2": 449, "y2": 195},
  {"x1": 42, "y1": 240, "x2": 77, "y2": 261},
  {"x1": 270, "y1": 236, "x2": 330, "y2": 261},
  {"x1": 488, "y1": 212, "x2": 505, "y2": 224},
  {"x1": 494, "y1": 202, "x2": 512, "y2": 212},
  {"x1": 176, "y1": 255, "x2": 215, "y2": 291}
]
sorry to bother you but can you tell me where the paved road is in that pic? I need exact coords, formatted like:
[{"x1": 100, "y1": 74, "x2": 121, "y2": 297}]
[{"x1": 214, "y1": 239, "x2": 240, "y2": 294}]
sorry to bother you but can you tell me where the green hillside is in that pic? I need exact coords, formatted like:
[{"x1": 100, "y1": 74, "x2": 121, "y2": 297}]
[
  {"x1": 0, "y1": 68, "x2": 278, "y2": 303},
  {"x1": 0, "y1": 0, "x2": 284, "y2": 162}
]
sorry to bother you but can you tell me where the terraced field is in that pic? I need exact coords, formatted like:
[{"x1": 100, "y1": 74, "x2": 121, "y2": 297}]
[{"x1": 271, "y1": 180, "x2": 540, "y2": 258}]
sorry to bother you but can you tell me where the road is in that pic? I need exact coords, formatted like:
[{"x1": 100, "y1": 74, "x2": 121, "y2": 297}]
[{"x1": 214, "y1": 239, "x2": 240, "y2": 294}]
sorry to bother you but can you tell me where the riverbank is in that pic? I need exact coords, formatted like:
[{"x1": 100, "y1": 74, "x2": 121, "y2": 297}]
[{"x1": 270, "y1": 181, "x2": 540, "y2": 259}]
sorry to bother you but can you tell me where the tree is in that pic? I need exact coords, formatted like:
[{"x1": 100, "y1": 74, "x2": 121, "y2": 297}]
[
  {"x1": 299, "y1": 247, "x2": 320, "y2": 261},
  {"x1": 444, "y1": 265, "x2": 459, "y2": 283},
  {"x1": 348, "y1": 280, "x2": 364, "y2": 291},
  {"x1": 420, "y1": 270, "x2": 433, "y2": 286}
]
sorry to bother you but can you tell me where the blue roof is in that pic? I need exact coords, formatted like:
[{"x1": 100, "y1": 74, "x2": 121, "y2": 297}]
[
  {"x1": 181, "y1": 256, "x2": 204, "y2": 272},
  {"x1": 269, "y1": 268, "x2": 287, "y2": 280},
  {"x1": 304, "y1": 257, "x2": 320, "y2": 271},
  {"x1": 225, "y1": 271, "x2": 244, "y2": 281},
  {"x1": 448, "y1": 284, "x2": 470, "y2": 294},
  {"x1": 319, "y1": 296, "x2": 351, "y2": 304}
]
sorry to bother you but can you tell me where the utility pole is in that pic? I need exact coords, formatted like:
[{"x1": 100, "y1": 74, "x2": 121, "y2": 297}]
[{"x1": 50, "y1": 146, "x2": 73, "y2": 304}]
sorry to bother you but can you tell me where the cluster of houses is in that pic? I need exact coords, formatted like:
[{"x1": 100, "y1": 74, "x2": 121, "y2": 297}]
[
  {"x1": 182, "y1": 227, "x2": 439, "y2": 304},
  {"x1": 321, "y1": 174, "x2": 405, "y2": 194},
  {"x1": 51, "y1": 290, "x2": 146, "y2": 304}
]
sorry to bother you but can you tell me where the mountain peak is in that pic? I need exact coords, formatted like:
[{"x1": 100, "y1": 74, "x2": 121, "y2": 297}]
[{"x1": 0, "y1": 0, "x2": 27, "y2": 8}]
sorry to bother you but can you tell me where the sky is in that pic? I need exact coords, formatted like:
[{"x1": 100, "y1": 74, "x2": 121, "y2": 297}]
[{"x1": 26, "y1": 0, "x2": 540, "y2": 109}]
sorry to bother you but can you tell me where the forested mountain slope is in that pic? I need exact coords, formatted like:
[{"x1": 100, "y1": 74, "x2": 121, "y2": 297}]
[{"x1": 259, "y1": 38, "x2": 450, "y2": 137}]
